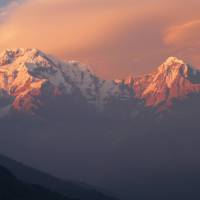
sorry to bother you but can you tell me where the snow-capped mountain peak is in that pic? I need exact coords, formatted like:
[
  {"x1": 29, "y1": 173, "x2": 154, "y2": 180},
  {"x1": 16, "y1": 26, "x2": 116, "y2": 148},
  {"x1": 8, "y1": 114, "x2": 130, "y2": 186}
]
[
  {"x1": 1, "y1": 49, "x2": 200, "y2": 116},
  {"x1": 0, "y1": 48, "x2": 45, "y2": 66},
  {"x1": 124, "y1": 57, "x2": 200, "y2": 109},
  {"x1": 158, "y1": 57, "x2": 191, "y2": 79},
  {"x1": 0, "y1": 48, "x2": 128, "y2": 114},
  {"x1": 162, "y1": 56, "x2": 184, "y2": 66}
]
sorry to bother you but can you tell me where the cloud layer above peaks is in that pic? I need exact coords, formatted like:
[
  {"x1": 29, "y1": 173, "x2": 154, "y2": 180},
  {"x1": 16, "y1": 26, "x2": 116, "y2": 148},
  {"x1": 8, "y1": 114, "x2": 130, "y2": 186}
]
[{"x1": 0, "y1": 0, "x2": 200, "y2": 78}]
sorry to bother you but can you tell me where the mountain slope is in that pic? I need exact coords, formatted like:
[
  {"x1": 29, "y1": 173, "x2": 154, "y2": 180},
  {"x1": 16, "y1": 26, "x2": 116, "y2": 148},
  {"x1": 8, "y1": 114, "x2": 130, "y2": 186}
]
[
  {"x1": 0, "y1": 48, "x2": 130, "y2": 117},
  {"x1": 1, "y1": 48, "x2": 200, "y2": 200},
  {"x1": 0, "y1": 165, "x2": 72, "y2": 200},
  {"x1": 0, "y1": 153, "x2": 118, "y2": 200},
  {"x1": 1, "y1": 49, "x2": 200, "y2": 114},
  {"x1": 124, "y1": 57, "x2": 200, "y2": 110}
]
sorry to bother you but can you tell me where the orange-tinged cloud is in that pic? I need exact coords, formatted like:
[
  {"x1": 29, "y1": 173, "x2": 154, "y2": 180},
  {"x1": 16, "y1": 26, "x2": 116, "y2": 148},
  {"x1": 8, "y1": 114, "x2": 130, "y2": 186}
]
[
  {"x1": 163, "y1": 20, "x2": 200, "y2": 69},
  {"x1": 0, "y1": 0, "x2": 138, "y2": 53},
  {"x1": 1, "y1": 0, "x2": 200, "y2": 78},
  {"x1": 164, "y1": 20, "x2": 200, "y2": 48}
]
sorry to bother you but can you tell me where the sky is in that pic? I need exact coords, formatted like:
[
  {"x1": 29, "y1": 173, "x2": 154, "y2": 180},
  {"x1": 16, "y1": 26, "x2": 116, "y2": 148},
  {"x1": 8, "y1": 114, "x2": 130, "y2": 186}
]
[{"x1": 0, "y1": 0, "x2": 200, "y2": 79}]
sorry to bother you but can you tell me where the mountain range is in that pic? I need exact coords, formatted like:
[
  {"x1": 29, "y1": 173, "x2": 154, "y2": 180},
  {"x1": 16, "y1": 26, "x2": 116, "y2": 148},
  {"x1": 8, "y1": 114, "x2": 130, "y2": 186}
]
[
  {"x1": 0, "y1": 48, "x2": 130, "y2": 115},
  {"x1": 124, "y1": 56, "x2": 200, "y2": 110},
  {"x1": 1, "y1": 48, "x2": 200, "y2": 200},
  {"x1": 0, "y1": 48, "x2": 200, "y2": 117}
]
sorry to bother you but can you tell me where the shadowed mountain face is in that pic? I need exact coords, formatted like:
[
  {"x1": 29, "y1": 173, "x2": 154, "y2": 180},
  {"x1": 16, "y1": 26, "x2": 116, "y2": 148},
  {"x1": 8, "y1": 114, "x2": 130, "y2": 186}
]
[
  {"x1": 2, "y1": 154, "x2": 200, "y2": 200},
  {"x1": 1, "y1": 48, "x2": 200, "y2": 199},
  {"x1": 0, "y1": 165, "x2": 72, "y2": 200},
  {"x1": 0, "y1": 154, "x2": 118, "y2": 200}
]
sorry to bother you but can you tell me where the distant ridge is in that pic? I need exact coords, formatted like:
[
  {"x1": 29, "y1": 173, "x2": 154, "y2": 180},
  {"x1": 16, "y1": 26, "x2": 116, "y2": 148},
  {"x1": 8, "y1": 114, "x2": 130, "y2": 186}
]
[
  {"x1": 0, "y1": 164, "x2": 72, "y2": 200},
  {"x1": 0, "y1": 153, "x2": 118, "y2": 200}
]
